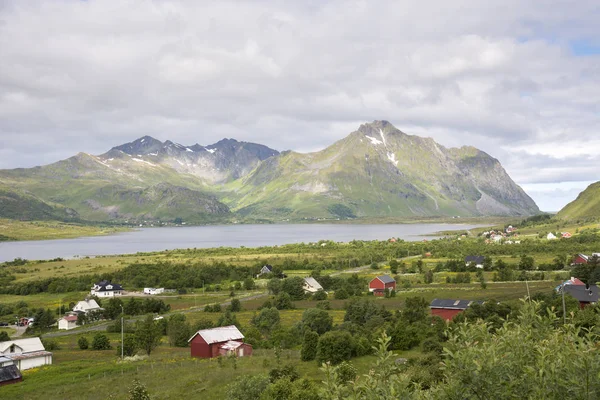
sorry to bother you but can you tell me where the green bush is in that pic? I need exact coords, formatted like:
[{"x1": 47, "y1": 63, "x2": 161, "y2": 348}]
[
  {"x1": 77, "y1": 336, "x2": 88, "y2": 350},
  {"x1": 91, "y1": 333, "x2": 111, "y2": 350}
]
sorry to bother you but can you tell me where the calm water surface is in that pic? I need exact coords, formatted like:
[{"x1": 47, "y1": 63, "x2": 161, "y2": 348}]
[{"x1": 0, "y1": 223, "x2": 481, "y2": 262}]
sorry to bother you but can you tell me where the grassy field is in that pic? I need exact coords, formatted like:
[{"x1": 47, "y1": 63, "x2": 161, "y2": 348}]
[{"x1": 0, "y1": 219, "x2": 128, "y2": 241}]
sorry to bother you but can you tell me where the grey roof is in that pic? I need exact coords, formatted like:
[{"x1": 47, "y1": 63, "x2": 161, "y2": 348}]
[
  {"x1": 465, "y1": 256, "x2": 485, "y2": 264},
  {"x1": 376, "y1": 275, "x2": 396, "y2": 284},
  {"x1": 429, "y1": 299, "x2": 482, "y2": 310},
  {"x1": 97, "y1": 283, "x2": 123, "y2": 292},
  {"x1": 564, "y1": 284, "x2": 599, "y2": 303},
  {"x1": 0, "y1": 365, "x2": 22, "y2": 383}
]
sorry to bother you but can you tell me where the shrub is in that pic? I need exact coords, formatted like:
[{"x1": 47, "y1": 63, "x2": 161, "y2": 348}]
[
  {"x1": 77, "y1": 336, "x2": 89, "y2": 350},
  {"x1": 91, "y1": 333, "x2": 111, "y2": 350}
]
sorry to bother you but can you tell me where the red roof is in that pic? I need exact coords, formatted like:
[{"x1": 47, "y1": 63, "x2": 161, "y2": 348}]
[{"x1": 63, "y1": 315, "x2": 78, "y2": 322}]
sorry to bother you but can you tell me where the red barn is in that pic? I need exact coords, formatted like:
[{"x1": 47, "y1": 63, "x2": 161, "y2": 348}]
[
  {"x1": 188, "y1": 325, "x2": 252, "y2": 358},
  {"x1": 572, "y1": 254, "x2": 589, "y2": 265},
  {"x1": 369, "y1": 275, "x2": 396, "y2": 296},
  {"x1": 430, "y1": 299, "x2": 480, "y2": 321}
]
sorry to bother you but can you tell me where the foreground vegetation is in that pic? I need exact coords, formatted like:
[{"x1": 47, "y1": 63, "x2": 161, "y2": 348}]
[{"x1": 1, "y1": 214, "x2": 600, "y2": 398}]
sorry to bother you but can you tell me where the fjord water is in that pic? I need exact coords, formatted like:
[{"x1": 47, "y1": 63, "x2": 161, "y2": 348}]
[{"x1": 0, "y1": 223, "x2": 481, "y2": 262}]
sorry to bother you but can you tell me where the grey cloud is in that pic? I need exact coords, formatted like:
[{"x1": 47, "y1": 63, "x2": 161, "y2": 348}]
[{"x1": 1, "y1": 0, "x2": 600, "y2": 210}]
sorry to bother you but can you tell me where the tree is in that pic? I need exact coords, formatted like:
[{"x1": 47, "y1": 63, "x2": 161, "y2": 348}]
[
  {"x1": 313, "y1": 290, "x2": 328, "y2": 301},
  {"x1": 104, "y1": 298, "x2": 124, "y2": 320},
  {"x1": 281, "y1": 277, "x2": 305, "y2": 300},
  {"x1": 334, "y1": 288, "x2": 349, "y2": 300},
  {"x1": 167, "y1": 314, "x2": 191, "y2": 347},
  {"x1": 127, "y1": 379, "x2": 151, "y2": 400},
  {"x1": 317, "y1": 331, "x2": 354, "y2": 365},
  {"x1": 243, "y1": 277, "x2": 255, "y2": 291},
  {"x1": 252, "y1": 307, "x2": 280, "y2": 334},
  {"x1": 217, "y1": 310, "x2": 239, "y2": 327},
  {"x1": 274, "y1": 292, "x2": 294, "y2": 310},
  {"x1": 91, "y1": 333, "x2": 111, "y2": 350},
  {"x1": 301, "y1": 308, "x2": 333, "y2": 335},
  {"x1": 76, "y1": 312, "x2": 87, "y2": 326},
  {"x1": 424, "y1": 270, "x2": 434, "y2": 284},
  {"x1": 77, "y1": 336, "x2": 89, "y2": 350},
  {"x1": 402, "y1": 297, "x2": 428, "y2": 323},
  {"x1": 135, "y1": 314, "x2": 162, "y2": 356},
  {"x1": 519, "y1": 255, "x2": 535, "y2": 270},
  {"x1": 301, "y1": 330, "x2": 319, "y2": 361},
  {"x1": 117, "y1": 334, "x2": 139, "y2": 357},
  {"x1": 267, "y1": 279, "x2": 282, "y2": 295},
  {"x1": 483, "y1": 256, "x2": 493, "y2": 271},
  {"x1": 415, "y1": 259, "x2": 424, "y2": 273},
  {"x1": 389, "y1": 259, "x2": 399, "y2": 275},
  {"x1": 228, "y1": 298, "x2": 242, "y2": 313}
]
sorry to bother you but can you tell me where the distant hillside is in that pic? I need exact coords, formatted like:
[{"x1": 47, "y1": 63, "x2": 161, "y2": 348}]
[
  {"x1": 0, "y1": 184, "x2": 79, "y2": 221},
  {"x1": 0, "y1": 121, "x2": 540, "y2": 223},
  {"x1": 557, "y1": 181, "x2": 600, "y2": 220}
]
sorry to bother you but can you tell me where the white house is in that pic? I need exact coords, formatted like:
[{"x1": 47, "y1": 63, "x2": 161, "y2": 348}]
[
  {"x1": 72, "y1": 299, "x2": 102, "y2": 314},
  {"x1": 303, "y1": 277, "x2": 324, "y2": 293},
  {"x1": 547, "y1": 232, "x2": 557, "y2": 240},
  {"x1": 0, "y1": 338, "x2": 52, "y2": 370},
  {"x1": 256, "y1": 265, "x2": 273, "y2": 278},
  {"x1": 58, "y1": 315, "x2": 78, "y2": 330},
  {"x1": 144, "y1": 288, "x2": 165, "y2": 295},
  {"x1": 91, "y1": 280, "x2": 124, "y2": 297}
]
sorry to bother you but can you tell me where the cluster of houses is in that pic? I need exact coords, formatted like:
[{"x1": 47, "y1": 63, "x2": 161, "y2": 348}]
[
  {"x1": 547, "y1": 232, "x2": 572, "y2": 240},
  {"x1": 481, "y1": 226, "x2": 519, "y2": 244},
  {"x1": 0, "y1": 337, "x2": 53, "y2": 386},
  {"x1": 58, "y1": 298, "x2": 103, "y2": 330},
  {"x1": 57, "y1": 280, "x2": 123, "y2": 331}
]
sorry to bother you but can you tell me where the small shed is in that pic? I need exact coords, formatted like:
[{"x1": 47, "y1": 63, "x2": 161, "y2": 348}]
[
  {"x1": 563, "y1": 284, "x2": 599, "y2": 309},
  {"x1": 188, "y1": 325, "x2": 252, "y2": 358},
  {"x1": 58, "y1": 315, "x2": 78, "y2": 330},
  {"x1": 0, "y1": 365, "x2": 22, "y2": 387},
  {"x1": 430, "y1": 299, "x2": 480, "y2": 321},
  {"x1": 369, "y1": 275, "x2": 396, "y2": 296}
]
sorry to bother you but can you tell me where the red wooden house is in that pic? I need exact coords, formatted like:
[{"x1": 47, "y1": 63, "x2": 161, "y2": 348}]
[
  {"x1": 188, "y1": 325, "x2": 252, "y2": 358},
  {"x1": 429, "y1": 299, "x2": 481, "y2": 321},
  {"x1": 369, "y1": 275, "x2": 396, "y2": 296},
  {"x1": 572, "y1": 254, "x2": 589, "y2": 265}
]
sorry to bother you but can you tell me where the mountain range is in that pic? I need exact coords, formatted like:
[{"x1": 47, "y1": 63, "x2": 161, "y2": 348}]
[{"x1": 0, "y1": 121, "x2": 540, "y2": 223}]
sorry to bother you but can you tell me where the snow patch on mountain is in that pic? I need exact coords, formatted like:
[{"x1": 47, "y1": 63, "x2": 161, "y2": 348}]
[
  {"x1": 365, "y1": 135, "x2": 383, "y2": 146},
  {"x1": 387, "y1": 152, "x2": 398, "y2": 166}
]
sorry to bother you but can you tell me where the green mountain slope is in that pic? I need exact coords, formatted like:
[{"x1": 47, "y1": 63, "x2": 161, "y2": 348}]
[
  {"x1": 0, "y1": 183, "x2": 79, "y2": 221},
  {"x1": 0, "y1": 121, "x2": 539, "y2": 222},
  {"x1": 557, "y1": 182, "x2": 600, "y2": 220},
  {"x1": 226, "y1": 121, "x2": 539, "y2": 219}
]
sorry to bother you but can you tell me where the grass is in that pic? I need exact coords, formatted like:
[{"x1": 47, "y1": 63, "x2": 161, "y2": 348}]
[{"x1": 0, "y1": 218, "x2": 127, "y2": 241}]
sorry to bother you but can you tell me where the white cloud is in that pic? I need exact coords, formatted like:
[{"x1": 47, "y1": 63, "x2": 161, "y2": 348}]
[{"x1": 0, "y1": 0, "x2": 599, "y2": 209}]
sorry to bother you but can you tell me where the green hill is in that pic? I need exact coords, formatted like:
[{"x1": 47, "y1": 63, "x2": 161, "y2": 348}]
[{"x1": 557, "y1": 181, "x2": 600, "y2": 220}]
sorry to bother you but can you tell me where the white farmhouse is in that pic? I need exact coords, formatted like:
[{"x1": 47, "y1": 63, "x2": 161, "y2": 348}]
[
  {"x1": 547, "y1": 232, "x2": 557, "y2": 240},
  {"x1": 72, "y1": 299, "x2": 102, "y2": 314},
  {"x1": 91, "y1": 280, "x2": 124, "y2": 298},
  {"x1": 303, "y1": 277, "x2": 324, "y2": 293},
  {"x1": 0, "y1": 338, "x2": 52, "y2": 370}
]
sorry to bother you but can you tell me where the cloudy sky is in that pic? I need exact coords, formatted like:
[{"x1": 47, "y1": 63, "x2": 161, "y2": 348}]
[{"x1": 1, "y1": 1, "x2": 599, "y2": 211}]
